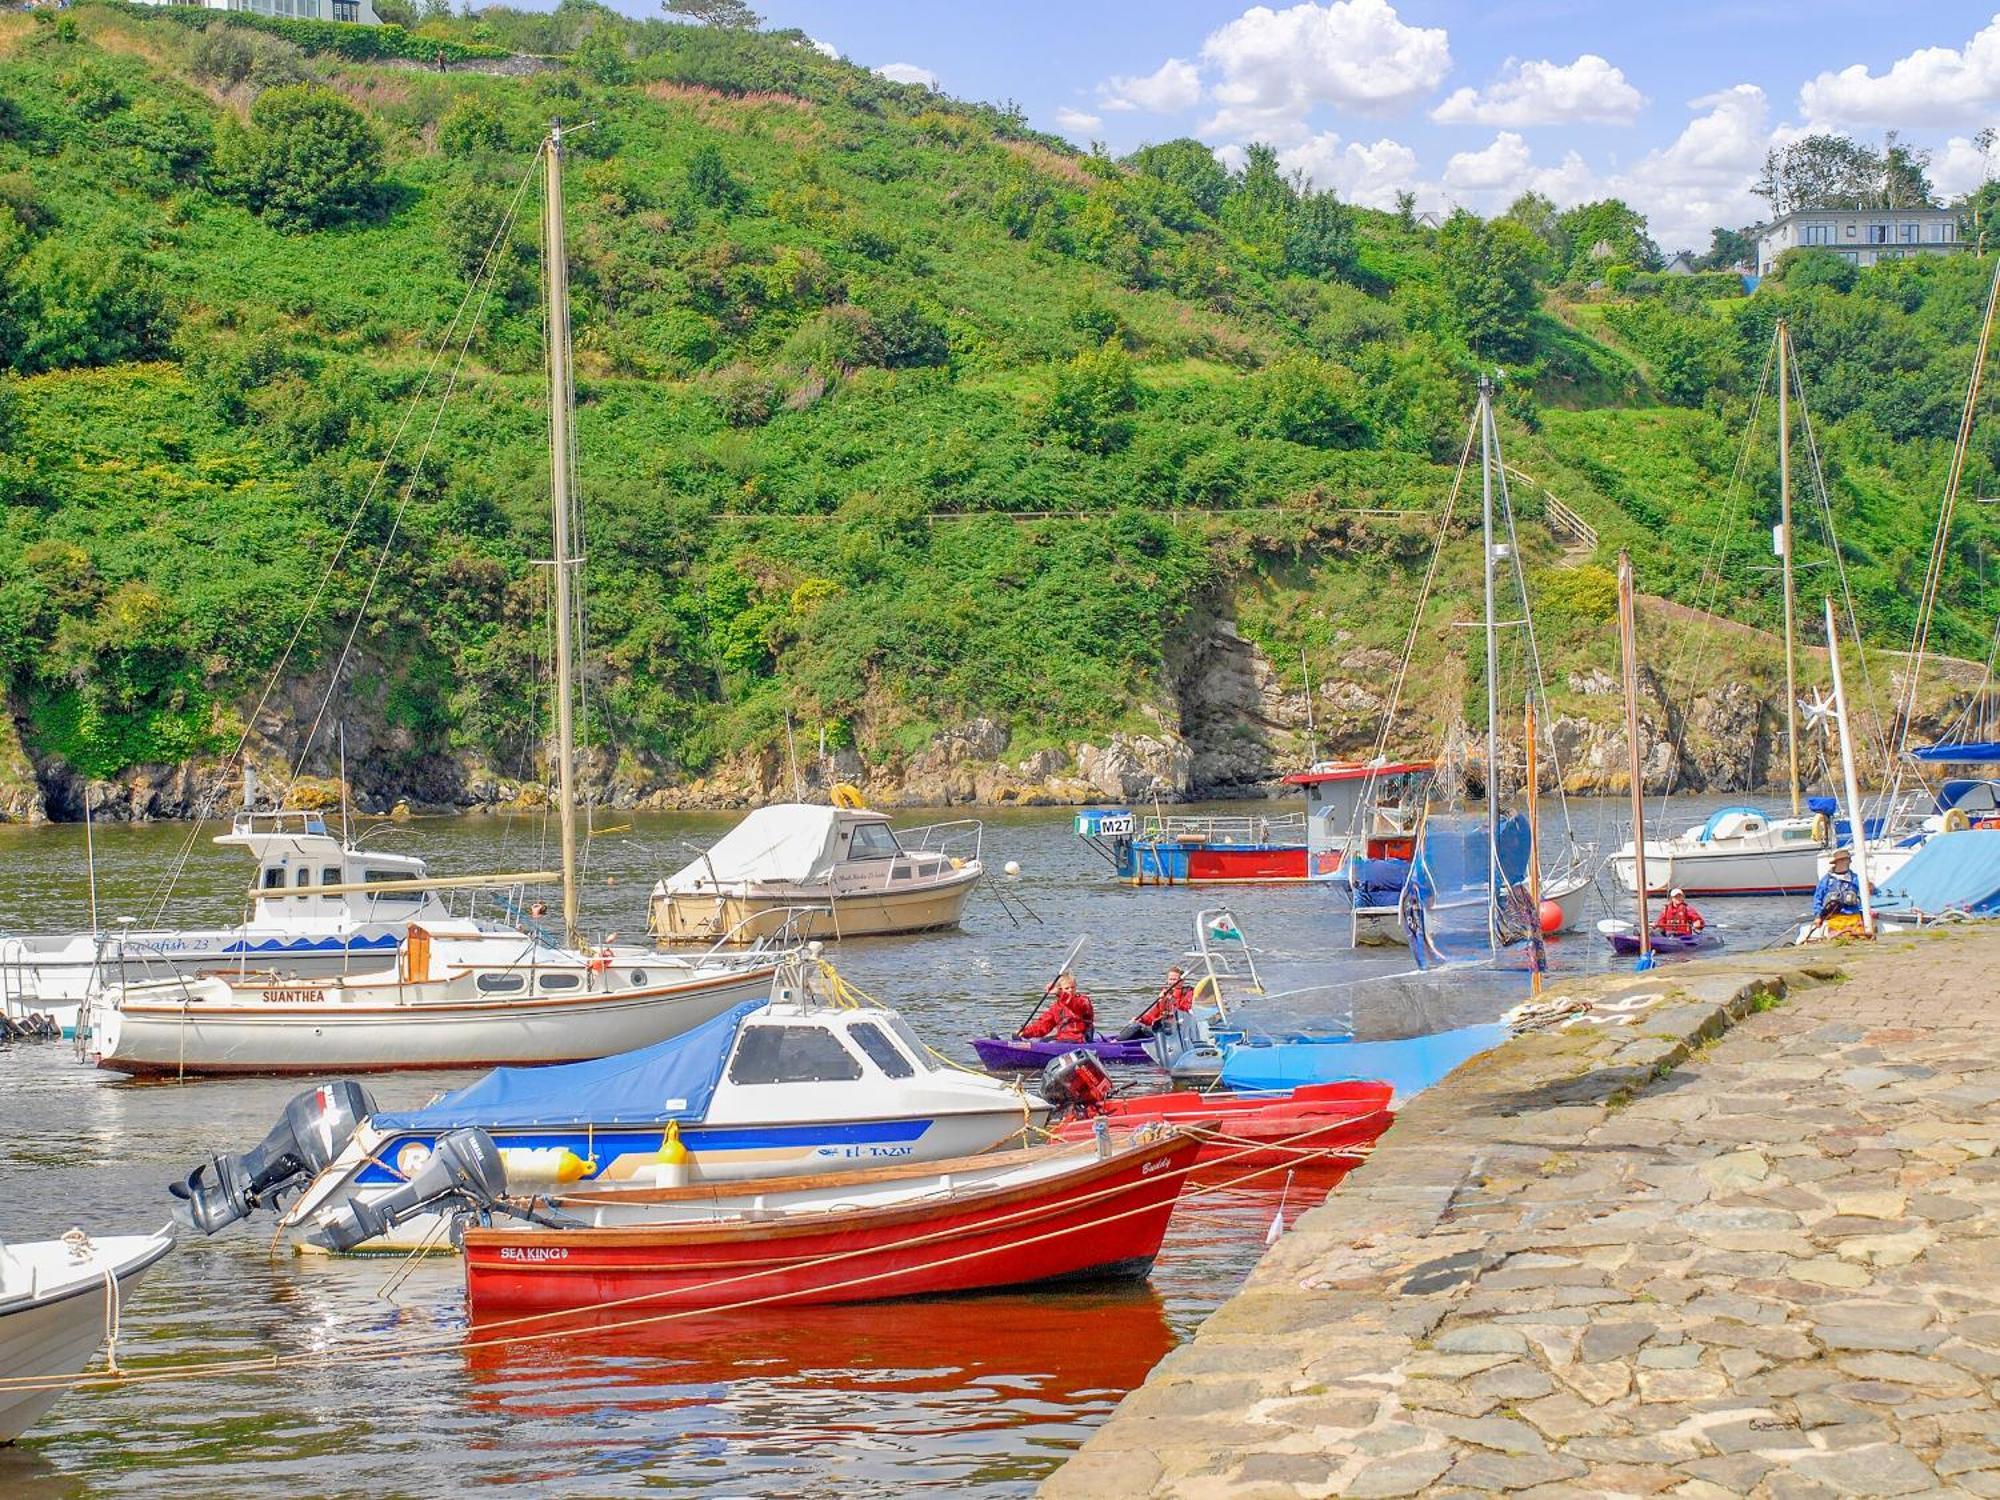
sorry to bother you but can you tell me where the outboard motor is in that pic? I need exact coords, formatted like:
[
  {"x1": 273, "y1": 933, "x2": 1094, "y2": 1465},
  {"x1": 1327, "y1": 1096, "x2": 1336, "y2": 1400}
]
[
  {"x1": 305, "y1": 1128, "x2": 510, "y2": 1254},
  {"x1": 169, "y1": 1080, "x2": 378, "y2": 1234},
  {"x1": 1039, "y1": 1049, "x2": 1114, "y2": 1118}
]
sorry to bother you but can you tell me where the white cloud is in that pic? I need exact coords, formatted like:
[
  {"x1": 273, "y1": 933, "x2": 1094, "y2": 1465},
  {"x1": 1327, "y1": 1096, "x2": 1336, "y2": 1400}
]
[
  {"x1": 1440, "y1": 131, "x2": 1598, "y2": 203},
  {"x1": 1278, "y1": 131, "x2": 1422, "y2": 208},
  {"x1": 1054, "y1": 106, "x2": 1104, "y2": 136},
  {"x1": 1934, "y1": 133, "x2": 1999, "y2": 198},
  {"x1": 805, "y1": 36, "x2": 838, "y2": 59},
  {"x1": 1200, "y1": 0, "x2": 1452, "y2": 140},
  {"x1": 1800, "y1": 16, "x2": 2000, "y2": 128},
  {"x1": 1100, "y1": 57, "x2": 1202, "y2": 113},
  {"x1": 875, "y1": 62, "x2": 941, "y2": 90},
  {"x1": 1431, "y1": 54, "x2": 1645, "y2": 126}
]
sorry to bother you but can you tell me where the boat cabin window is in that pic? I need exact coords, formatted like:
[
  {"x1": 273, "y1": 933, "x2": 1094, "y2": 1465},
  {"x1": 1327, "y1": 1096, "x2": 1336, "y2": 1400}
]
[
  {"x1": 294, "y1": 868, "x2": 312, "y2": 888},
  {"x1": 362, "y1": 870, "x2": 421, "y2": 904},
  {"x1": 846, "y1": 823, "x2": 901, "y2": 861},
  {"x1": 262, "y1": 868, "x2": 285, "y2": 891},
  {"x1": 883, "y1": 1015, "x2": 942, "y2": 1072},
  {"x1": 322, "y1": 867, "x2": 341, "y2": 886},
  {"x1": 476, "y1": 973, "x2": 526, "y2": 994},
  {"x1": 538, "y1": 973, "x2": 581, "y2": 992},
  {"x1": 846, "y1": 1021, "x2": 916, "y2": 1079},
  {"x1": 728, "y1": 1025, "x2": 864, "y2": 1085}
]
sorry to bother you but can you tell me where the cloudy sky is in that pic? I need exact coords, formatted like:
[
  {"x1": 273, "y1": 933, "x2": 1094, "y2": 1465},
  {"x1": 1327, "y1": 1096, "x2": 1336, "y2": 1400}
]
[{"x1": 721, "y1": 0, "x2": 2000, "y2": 253}]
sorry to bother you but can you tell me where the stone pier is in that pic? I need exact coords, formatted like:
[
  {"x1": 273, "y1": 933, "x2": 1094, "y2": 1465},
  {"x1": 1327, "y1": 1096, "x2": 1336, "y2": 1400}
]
[{"x1": 1045, "y1": 927, "x2": 2000, "y2": 1499}]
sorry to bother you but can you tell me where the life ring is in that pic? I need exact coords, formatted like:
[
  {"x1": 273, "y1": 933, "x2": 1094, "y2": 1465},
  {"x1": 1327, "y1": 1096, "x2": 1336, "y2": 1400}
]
[
  {"x1": 1810, "y1": 813, "x2": 1830, "y2": 845},
  {"x1": 830, "y1": 783, "x2": 866, "y2": 810},
  {"x1": 1944, "y1": 808, "x2": 1972, "y2": 834}
]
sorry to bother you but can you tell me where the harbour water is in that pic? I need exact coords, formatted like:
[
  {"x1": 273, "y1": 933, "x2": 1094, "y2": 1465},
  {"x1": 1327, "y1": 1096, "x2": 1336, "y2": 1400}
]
[{"x1": 0, "y1": 796, "x2": 1812, "y2": 1497}]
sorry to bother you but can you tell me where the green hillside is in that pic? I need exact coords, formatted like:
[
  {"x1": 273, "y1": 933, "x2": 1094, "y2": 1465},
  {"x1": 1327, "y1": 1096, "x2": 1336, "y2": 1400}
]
[{"x1": 0, "y1": 1, "x2": 1994, "y2": 802}]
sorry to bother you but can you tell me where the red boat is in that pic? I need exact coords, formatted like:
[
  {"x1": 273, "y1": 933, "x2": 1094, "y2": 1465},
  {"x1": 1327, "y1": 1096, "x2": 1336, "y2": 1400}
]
[
  {"x1": 461, "y1": 1128, "x2": 1208, "y2": 1318},
  {"x1": 1051, "y1": 1081, "x2": 1395, "y2": 1175}
]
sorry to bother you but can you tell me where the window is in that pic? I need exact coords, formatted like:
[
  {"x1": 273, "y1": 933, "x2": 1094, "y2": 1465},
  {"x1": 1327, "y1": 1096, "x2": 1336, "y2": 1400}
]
[
  {"x1": 1866, "y1": 223, "x2": 1889, "y2": 243},
  {"x1": 322, "y1": 867, "x2": 341, "y2": 886},
  {"x1": 846, "y1": 823, "x2": 901, "y2": 860},
  {"x1": 294, "y1": 868, "x2": 312, "y2": 888},
  {"x1": 332, "y1": 0, "x2": 357, "y2": 18},
  {"x1": 847, "y1": 1021, "x2": 916, "y2": 1079},
  {"x1": 1934, "y1": 221, "x2": 1955, "y2": 243},
  {"x1": 262, "y1": 868, "x2": 286, "y2": 890},
  {"x1": 884, "y1": 1015, "x2": 941, "y2": 1071},
  {"x1": 728, "y1": 1025, "x2": 864, "y2": 1084},
  {"x1": 1900, "y1": 222, "x2": 1919, "y2": 243},
  {"x1": 476, "y1": 973, "x2": 526, "y2": 994},
  {"x1": 363, "y1": 870, "x2": 420, "y2": 903},
  {"x1": 1803, "y1": 223, "x2": 1831, "y2": 246},
  {"x1": 538, "y1": 973, "x2": 581, "y2": 992}
]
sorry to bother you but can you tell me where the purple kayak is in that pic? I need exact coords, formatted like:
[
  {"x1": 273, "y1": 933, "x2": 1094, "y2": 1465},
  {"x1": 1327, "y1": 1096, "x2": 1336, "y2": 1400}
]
[
  {"x1": 969, "y1": 1034, "x2": 1157, "y2": 1071},
  {"x1": 1602, "y1": 925, "x2": 1722, "y2": 957}
]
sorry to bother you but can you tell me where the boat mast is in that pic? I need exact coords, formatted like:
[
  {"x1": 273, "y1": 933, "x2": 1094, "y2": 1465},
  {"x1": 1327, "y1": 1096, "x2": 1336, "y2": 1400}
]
[
  {"x1": 1824, "y1": 597, "x2": 1875, "y2": 938},
  {"x1": 544, "y1": 123, "x2": 581, "y2": 944},
  {"x1": 1777, "y1": 319, "x2": 1801, "y2": 818},
  {"x1": 1618, "y1": 550, "x2": 1653, "y2": 967},
  {"x1": 1479, "y1": 376, "x2": 1501, "y2": 950}
]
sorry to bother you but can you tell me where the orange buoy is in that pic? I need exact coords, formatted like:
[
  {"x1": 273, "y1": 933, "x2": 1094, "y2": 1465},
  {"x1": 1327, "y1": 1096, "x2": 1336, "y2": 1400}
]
[{"x1": 1538, "y1": 900, "x2": 1564, "y2": 934}]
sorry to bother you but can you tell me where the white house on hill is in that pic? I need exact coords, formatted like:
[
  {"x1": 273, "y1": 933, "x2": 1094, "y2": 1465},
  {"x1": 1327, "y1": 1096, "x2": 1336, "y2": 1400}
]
[
  {"x1": 131, "y1": 0, "x2": 383, "y2": 25},
  {"x1": 1755, "y1": 206, "x2": 1963, "y2": 277}
]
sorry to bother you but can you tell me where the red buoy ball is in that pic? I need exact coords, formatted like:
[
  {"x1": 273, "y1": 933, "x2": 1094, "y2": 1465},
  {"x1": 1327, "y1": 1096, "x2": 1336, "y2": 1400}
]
[{"x1": 1538, "y1": 900, "x2": 1564, "y2": 934}]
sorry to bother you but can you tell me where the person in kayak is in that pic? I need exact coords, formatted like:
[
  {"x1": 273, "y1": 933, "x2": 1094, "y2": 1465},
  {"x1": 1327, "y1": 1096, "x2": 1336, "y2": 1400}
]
[
  {"x1": 1813, "y1": 848, "x2": 1864, "y2": 919},
  {"x1": 1116, "y1": 964, "x2": 1195, "y2": 1041},
  {"x1": 1018, "y1": 971, "x2": 1094, "y2": 1042},
  {"x1": 1655, "y1": 889, "x2": 1706, "y2": 938}
]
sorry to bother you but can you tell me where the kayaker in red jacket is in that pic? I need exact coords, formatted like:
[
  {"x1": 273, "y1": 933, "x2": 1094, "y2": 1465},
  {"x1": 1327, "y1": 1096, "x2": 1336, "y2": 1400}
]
[
  {"x1": 1656, "y1": 889, "x2": 1706, "y2": 937},
  {"x1": 1117, "y1": 965, "x2": 1195, "y2": 1040},
  {"x1": 1019, "y1": 971, "x2": 1094, "y2": 1043}
]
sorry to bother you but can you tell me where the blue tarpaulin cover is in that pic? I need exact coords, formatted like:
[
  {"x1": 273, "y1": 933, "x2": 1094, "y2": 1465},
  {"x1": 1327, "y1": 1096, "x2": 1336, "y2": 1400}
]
[
  {"x1": 373, "y1": 998, "x2": 765, "y2": 1130},
  {"x1": 1871, "y1": 831, "x2": 2000, "y2": 917},
  {"x1": 1217, "y1": 1022, "x2": 1510, "y2": 1100},
  {"x1": 1910, "y1": 743, "x2": 2000, "y2": 764}
]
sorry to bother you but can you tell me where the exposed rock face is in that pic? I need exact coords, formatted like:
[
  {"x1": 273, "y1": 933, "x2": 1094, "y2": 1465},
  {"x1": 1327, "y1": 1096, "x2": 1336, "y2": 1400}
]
[
  {"x1": 1065, "y1": 734, "x2": 1193, "y2": 803},
  {"x1": 1173, "y1": 619, "x2": 1298, "y2": 793}
]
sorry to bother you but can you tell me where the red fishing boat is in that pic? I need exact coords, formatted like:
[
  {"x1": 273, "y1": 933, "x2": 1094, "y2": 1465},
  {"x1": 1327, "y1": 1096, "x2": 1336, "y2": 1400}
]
[
  {"x1": 1051, "y1": 1081, "x2": 1394, "y2": 1174},
  {"x1": 461, "y1": 1128, "x2": 1207, "y2": 1317}
]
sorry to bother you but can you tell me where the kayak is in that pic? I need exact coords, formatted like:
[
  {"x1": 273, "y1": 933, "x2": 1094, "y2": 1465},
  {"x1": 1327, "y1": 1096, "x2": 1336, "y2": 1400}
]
[
  {"x1": 1600, "y1": 922, "x2": 1722, "y2": 957},
  {"x1": 1051, "y1": 1081, "x2": 1393, "y2": 1173},
  {"x1": 970, "y1": 1034, "x2": 1157, "y2": 1071}
]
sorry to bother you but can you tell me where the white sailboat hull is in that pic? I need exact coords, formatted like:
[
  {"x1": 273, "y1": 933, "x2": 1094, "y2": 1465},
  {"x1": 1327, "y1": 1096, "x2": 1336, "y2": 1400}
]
[
  {"x1": 0, "y1": 1231, "x2": 172, "y2": 1443},
  {"x1": 89, "y1": 967, "x2": 775, "y2": 1077},
  {"x1": 1609, "y1": 841, "x2": 1824, "y2": 896}
]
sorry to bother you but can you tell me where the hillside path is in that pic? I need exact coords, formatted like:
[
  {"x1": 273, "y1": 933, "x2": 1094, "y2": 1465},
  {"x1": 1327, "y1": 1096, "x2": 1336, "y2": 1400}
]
[{"x1": 1044, "y1": 929, "x2": 2000, "y2": 1499}]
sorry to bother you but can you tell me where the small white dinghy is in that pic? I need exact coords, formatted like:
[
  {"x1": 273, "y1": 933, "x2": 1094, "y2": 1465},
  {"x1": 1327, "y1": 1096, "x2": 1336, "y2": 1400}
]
[{"x1": 0, "y1": 1226, "x2": 172, "y2": 1443}]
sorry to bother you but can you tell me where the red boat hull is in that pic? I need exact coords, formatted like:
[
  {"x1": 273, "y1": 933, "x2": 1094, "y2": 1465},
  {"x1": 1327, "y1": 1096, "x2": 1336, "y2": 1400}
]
[
  {"x1": 462, "y1": 1131, "x2": 1206, "y2": 1318},
  {"x1": 1052, "y1": 1082, "x2": 1395, "y2": 1176}
]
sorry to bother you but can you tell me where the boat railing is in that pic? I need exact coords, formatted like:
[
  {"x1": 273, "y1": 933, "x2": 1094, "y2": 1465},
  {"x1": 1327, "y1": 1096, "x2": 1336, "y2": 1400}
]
[
  {"x1": 1141, "y1": 810, "x2": 1307, "y2": 846},
  {"x1": 228, "y1": 809, "x2": 330, "y2": 839},
  {"x1": 896, "y1": 817, "x2": 984, "y2": 866},
  {"x1": 692, "y1": 905, "x2": 827, "y2": 965}
]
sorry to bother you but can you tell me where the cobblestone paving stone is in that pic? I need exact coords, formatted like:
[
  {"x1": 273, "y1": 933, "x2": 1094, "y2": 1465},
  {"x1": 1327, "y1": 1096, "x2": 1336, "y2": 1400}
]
[{"x1": 1043, "y1": 928, "x2": 2000, "y2": 1499}]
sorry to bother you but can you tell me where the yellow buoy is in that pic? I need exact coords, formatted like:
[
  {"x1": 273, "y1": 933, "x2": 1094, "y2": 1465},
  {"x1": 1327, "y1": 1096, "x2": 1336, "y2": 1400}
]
[
  {"x1": 830, "y1": 782, "x2": 866, "y2": 810},
  {"x1": 654, "y1": 1119, "x2": 691, "y2": 1187}
]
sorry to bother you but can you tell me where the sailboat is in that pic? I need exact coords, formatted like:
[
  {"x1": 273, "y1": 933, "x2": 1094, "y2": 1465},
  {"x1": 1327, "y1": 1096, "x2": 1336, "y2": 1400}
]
[
  {"x1": 1609, "y1": 318, "x2": 1834, "y2": 896},
  {"x1": 87, "y1": 124, "x2": 777, "y2": 1077},
  {"x1": 1348, "y1": 378, "x2": 1593, "y2": 947}
]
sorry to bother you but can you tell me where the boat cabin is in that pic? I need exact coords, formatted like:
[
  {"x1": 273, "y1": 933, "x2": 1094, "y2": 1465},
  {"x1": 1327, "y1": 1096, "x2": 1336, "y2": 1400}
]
[
  {"x1": 1287, "y1": 760, "x2": 1432, "y2": 879},
  {"x1": 217, "y1": 810, "x2": 442, "y2": 926}
]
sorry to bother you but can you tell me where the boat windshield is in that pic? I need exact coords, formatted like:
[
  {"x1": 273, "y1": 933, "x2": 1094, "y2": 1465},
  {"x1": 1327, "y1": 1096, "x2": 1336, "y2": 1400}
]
[
  {"x1": 882, "y1": 1014, "x2": 943, "y2": 1071},
  {"x1": 847, "y1": 823, "x2": 901, "y2": 860}
]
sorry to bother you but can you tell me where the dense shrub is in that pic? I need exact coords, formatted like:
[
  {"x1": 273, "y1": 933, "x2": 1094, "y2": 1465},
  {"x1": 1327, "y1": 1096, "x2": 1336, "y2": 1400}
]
[{"x1": 211, "y1": 84, "x2": 384, "y2": 231}]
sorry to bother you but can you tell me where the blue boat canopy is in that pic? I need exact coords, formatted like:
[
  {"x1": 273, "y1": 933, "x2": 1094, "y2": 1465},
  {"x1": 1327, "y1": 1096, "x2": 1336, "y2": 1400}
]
[
  {"x1": 1872, "y1": 831, "x2": 2000, "y2": 917},
  {"x1": 1910, "y1": 743, "x2": 2000, "y2": 765},
  {"x1": 372, "y1": 998, "x2": 765, "y2": 1131}
]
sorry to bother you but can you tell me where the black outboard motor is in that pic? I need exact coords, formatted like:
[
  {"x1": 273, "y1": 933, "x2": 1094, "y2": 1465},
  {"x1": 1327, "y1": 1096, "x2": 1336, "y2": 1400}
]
[
  {"x1": 1039, "y1": 1049, "x2": 1114, "y2": 1117},
  {"x1": 305, "y1": 1127, "x2": 511, "y2": 1254},
  {"x1": 169, "y1": 1080, "x2": 378, "y2": 1234}
]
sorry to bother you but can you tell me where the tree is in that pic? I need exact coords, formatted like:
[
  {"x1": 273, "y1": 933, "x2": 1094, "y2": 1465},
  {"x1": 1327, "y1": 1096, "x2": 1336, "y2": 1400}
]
[
  {"x1": 1125, "y1": 138, "x2": 1229, "y2": 219},
  {"x1": 1774, "y1": 247, "x2": 1858, "y2": 293},
  {"x1": 1036, "y1": 340, "x2": 1137, "y2": 454},
  {"x1": 211, "y1": 85, "x2": 383, "y2": 232},
  {"x1": 1554, "y1": 199, "x2": 1658, "y2": 279},
  {"x1": 1501, "y1": 190, "x2": 1567, "y2": 267},
  {"x1": 1435, "y1": 210, "x2": 1543, "y2": 359},
  {"x1": 1881, "y1": 131, "x2": 1934, "y2": 209},
  {"x1": 1756, "y1": 133, "x2": 1883, "y2": 215},
  {"x1": 573, "y1": 29, "x2": 630, "y2": 86},
  {"x1": 663, "y1": 0, "x2": 761, "y2": 28},
  {"x1": 2, "y1": 243, "x2": 169, "y2": 375},
  {"x1": 1284, "y1": 189, "x2": 1355, "y2": 280},
  {"x1": 685, "y1": 143, "x2": 744, "y2": 211},
  {"x1": 1701, "y1": 225, "x2": 1756, "y2": 271}
]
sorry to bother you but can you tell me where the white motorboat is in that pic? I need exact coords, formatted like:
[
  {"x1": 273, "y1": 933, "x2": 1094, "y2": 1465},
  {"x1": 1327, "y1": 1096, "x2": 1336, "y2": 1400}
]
[
  {"x1": 0, "y1": 794, "x2": 507, "y2": 1039},
  {"x1": 88, "y1": 921, "x2": 776, "y2": 1077},
  {"x1": 167, "y1": 954, "x2": 1046, "y2": 1253},
  {"x1": 0, "y1": 1226, "x2": 172, "y2": 1443},
  {"x1": 1609, "y1": 804, "x2": 1830, "y2": 896},
  {"x1": 651, "y1": 794, "x2": 982, "y2": 943}
]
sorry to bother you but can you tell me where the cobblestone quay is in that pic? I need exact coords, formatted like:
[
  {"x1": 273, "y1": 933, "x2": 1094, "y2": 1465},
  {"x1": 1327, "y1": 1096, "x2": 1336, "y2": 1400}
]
[{"x1": 1045, "y1": 927, "x2": 2000, "y2": 1499}]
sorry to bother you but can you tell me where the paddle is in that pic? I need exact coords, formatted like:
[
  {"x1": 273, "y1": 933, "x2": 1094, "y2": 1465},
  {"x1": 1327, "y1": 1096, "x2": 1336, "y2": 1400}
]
[{"x1": 1016, "y1": 933, "x2": 1089, "y2": 1036}]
